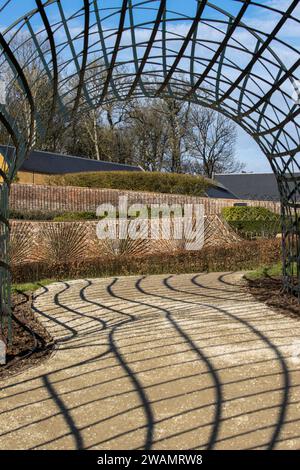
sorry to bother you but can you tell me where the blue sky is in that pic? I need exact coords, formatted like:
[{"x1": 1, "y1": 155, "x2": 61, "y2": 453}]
[{"x1": 1, "y1": 0, "x2": 295, "y2": 173}]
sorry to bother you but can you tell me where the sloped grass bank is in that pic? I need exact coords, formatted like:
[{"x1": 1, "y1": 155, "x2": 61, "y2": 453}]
[{"x1": 48, "y1": 170, "x2": 214, "y2": 196}]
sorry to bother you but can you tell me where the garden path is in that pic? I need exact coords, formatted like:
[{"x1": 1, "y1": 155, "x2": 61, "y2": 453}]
[{"x1": 0, "y1": 272, "x2": 299, "y2": 450}]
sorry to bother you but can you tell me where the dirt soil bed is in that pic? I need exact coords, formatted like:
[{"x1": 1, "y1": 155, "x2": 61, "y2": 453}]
[
  {"x1": 0, "y1": 292, "x2": 54, "y2": 380},
  {"x1": 245, "y1": 276, "x2": 300, "y2": 319}
]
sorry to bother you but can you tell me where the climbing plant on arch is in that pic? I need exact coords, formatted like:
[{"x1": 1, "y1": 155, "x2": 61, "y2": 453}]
[{"x1": 1, "y1": 0, "x2": 300, "y2": 337}]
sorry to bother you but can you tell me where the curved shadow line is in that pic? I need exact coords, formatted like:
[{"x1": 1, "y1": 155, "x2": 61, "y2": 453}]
[
  {"x1": 1, "y1": 277, "x2": 150, "y2": 394},
  {"x1": 47, "y1": 280, "x2": 109, "y2": 340},
  {"x1": 168, "y1": 314, "x2": 222, "y2": 450},
  {"x1": 2, "y1": 365, "x2": 297, "y2": 442},
  {"x1": 191, "y1": 273, "x2": 241, "y2": 294},
  {"x1": 109, "y1": 325, "x2": 154, "y2": 450},
  {"x1": 10, "y1": 277, "x2": 134, "y2": 450},
  {"x1": 217, "y1": 272, "x2": 244, "y2": 287},
  {"x1": 0, "y1": 348, "x2": 109, "y2": 393},
  {"x1": 3, "y1": 337, "x2": 293, "y2": 417},
  {"x1": 163, "y1": 274, "x2": 292, "y2": 450},
  {"x1": 42, "y1": 374, "x2": 84, "y2": 450},
  {"x1": 32, "y1": 283, "x2": 78, "y2": 342},
  {"x1": 135, "y1": 276, "x2": 223, "y2": 450},
  {"x1": 141, "y1": 273, "x2": 250, "y2": 304},
  {"x1": 107, "y1": 278, "x2": 154, "y2": 450},
  {"x1": 107, "y1": 276, "x2": 223, "y2": 450},
  {"x1": 77, "y1": 279, "x2": 108, "y2": 330}
]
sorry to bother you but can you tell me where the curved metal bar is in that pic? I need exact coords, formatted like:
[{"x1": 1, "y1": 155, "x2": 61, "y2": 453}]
[
  {"x1": 35, "y1": 0, "x2": 59, "y2": 120},
  {"x1": 0, "y1": 169, "x2": 9, "y2": 186},
  {"x1": 71, "y1": 0, "x2": 91, "y2": 117},
  {"x1": 156, "y1": 0, "x2": 206, "y2": 96},
  {"x1": 0, "y1": 0, "x2": 300, "y2": 330},
  {"x1": 218, "y1": 0, "x2": 299, "y2": 105},
  {"x1": 0, "y1": 33, "x2": 35, "y2": 144},
  {"x1": 184, "y1": 0, "x2": 250, "y2": 100},
  {"x1": 243, "y1": 59, "x2": 300, "y2": 119},
  {"x1": 99, "y1": 0, "x2": 128, "y2": 103},
  {"x1": 128, "y1": 0, "x2": 166, "y2": 98}
]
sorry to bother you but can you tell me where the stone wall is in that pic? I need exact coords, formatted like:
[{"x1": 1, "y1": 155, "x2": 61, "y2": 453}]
[
  {"x1": 10, "y1": 216, "x2": 240, "y2": 265},
  {"x1": 9, "y1": 183, "x2": 281, "y2": 215}
]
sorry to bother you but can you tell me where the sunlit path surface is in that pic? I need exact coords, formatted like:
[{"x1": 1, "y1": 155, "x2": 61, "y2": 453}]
[{"x1": 0, "y1": 272, "x2": 300, "y2": 450}]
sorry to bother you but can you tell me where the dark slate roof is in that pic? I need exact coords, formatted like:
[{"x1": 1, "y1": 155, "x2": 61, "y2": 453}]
[
  {"x1": 215, "y1": 173, "x2": 285, "y2": 201},
  {"x1": 0, "y1": 145, "x2": 143, "y2": 174},
  {"x1": 205, "y1": 185, "x2": 238, "y2": 199}
]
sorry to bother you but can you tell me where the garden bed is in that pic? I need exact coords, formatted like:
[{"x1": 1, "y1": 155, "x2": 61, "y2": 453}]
[
  {"x1": 245, "y1": 274, "x2": 300, "y2": 319},
  {"x1": 12, "y1": 238, "x2": 281, "y2": 284},
  {"x1": 0, "y1": 293, "x2": 54, "y2": 380}
]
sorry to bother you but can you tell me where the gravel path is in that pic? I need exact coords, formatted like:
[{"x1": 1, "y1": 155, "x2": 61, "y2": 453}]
[{"x1": 0, "y1": 272, "x2": 299, "y2": 450}]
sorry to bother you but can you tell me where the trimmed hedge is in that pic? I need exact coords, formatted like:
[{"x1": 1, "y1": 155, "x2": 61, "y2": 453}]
[
  {"x1": 12, "y1": 239, "x2": 281, "y2": 284},
  {"x1": 9, "y1": 210, "x2": 98, "y2": 221},
  {"x1": 53, "y1": 211, "x2": 97, "y2": 222},
  {"x1": 10, "y1": 209, "x2": 172, "y2": 222},
  {"x1": 47, "y1": 171, "x2": 214, "y2": 196},
  {"x1": 222, "y1": 206, "x2": 281, "y2": 238},
  {"x1": 10, "y1": 210, "x2": 63, "y2": 221}
]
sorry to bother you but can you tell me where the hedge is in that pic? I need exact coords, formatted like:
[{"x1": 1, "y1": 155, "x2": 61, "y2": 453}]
[
  {"x1": 10, "y1": 209, "x2": 175, "y2": 222},
  {"x1": 10, "y1": 210, "x2": 98, "y2": 221},
  {"x1": 47, "y1": 171, "x2": 214, "y2": 196},
  {"x1": 10, "y1": 210, "x2": 63, "y2": 221},
  {"x1": 12, "y1": 239, "x2": 281, "y2": 284},
  {"x1": 222, "y1": 206, "x2": 281, "y2": 238},
  {"x1": 53, "y1": 211, "x2": 98, "y2": 221}
]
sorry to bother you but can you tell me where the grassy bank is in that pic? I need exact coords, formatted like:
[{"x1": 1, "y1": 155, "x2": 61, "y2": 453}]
[
  {"x1": 12, "y1": 279, "x2": 56, "y2": 294},
  {"x1": 246, "y1": 262, "x2": 282, "y2": 280},
  {"x1": 48, "y1": 170, "x2": 214, "y2": 196}
]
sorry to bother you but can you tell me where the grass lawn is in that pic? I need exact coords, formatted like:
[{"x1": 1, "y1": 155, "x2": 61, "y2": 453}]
[
  {"x1": 12, "y1": 263, "x2": 283, "y2": 293},
  {"x1": 12, "y1": 279, "x2": 57, "y2": 294},
  {"x1": 246, "y1": 262, "x2": 282, "y2": 280},
  {"x1": 13, "y1": 263, "x2": 283, "y2": 293}
]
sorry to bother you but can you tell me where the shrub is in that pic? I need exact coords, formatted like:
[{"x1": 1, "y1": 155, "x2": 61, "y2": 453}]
[
  {"x1": 222, "y1": 206, "x2": 281, "y2": 238},
  {"x1": 12, "y1": 239, "x2": 281, "y2": 284},
  {"x1": 48, "y1": 171, "x2": 214, "y2": 196},
  {"x1": 53, "y1": 211, "x2": 97, "y2": 221},
  {"x1": 9, "y1": 210, "x2": 63, "y2": 221},
  {"x1": 9, "y1": 210, "x2": 99, "y2": 222},
  {"x1": 37, "y1": 223, "x2": 88, "y2": 264},
  {"x1": 9, "y1": 223, "x2": 35, "y2": 265}
]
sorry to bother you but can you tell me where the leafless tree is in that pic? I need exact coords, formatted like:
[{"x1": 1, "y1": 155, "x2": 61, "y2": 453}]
[
  {"x1": 185, "y1": 105, "x2": 243, "y2": 178},
  {"x1": 1, "y1": 46, "x2": 245, "y2": 177},
  {"x1": 158, "y1": 97, "x2": 191, "y2": 173},
  {"x1": 126, "y1": 99, "x2": 169, "y2": 171}
]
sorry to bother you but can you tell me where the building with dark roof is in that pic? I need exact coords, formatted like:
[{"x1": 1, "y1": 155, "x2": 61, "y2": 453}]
[
  {"x1": 0, "y1": 145, "x2": 240, "y2": 199},
  {"x1": 215, "y1": 173, "x2": 286, "y2": 201},
  {"x1": 205, "y1": 183, "x2": 238, "y2": 199},
  {"x1": 0, "y1": 146, "x2": 143, "y2": 184}
]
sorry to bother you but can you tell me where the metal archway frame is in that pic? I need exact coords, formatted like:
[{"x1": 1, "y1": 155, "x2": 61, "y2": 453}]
[{"x1": 1, "y1": 0, "x2": 300, "y2": 337}]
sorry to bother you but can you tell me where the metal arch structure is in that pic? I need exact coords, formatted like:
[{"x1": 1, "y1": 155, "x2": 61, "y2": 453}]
[{"x1": 1, "y1": 0, "x2": 300, "y2": 336}]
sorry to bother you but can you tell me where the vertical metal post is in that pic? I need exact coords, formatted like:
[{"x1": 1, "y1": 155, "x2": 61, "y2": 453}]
[{"x1": 0, "y1": 180, "x2": 11, "y2": 342}]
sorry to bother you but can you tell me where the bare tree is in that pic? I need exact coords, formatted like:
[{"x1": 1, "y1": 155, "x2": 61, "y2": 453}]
[
  {"x1": 126, "y1": 99, "x2": 169, "y2": 171},
  {"x1": 1, "y1": 45, "x2": 245, "y2": 178},
  {"x1": 158, "y1": 97, "x2": 191, "y2": 173},
  {"x1": 185, "y1": 105, "x2": 243, "y2": 178},
  {"x1": 0, "y1": 32, "x2": 70, "y2": 154}
]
